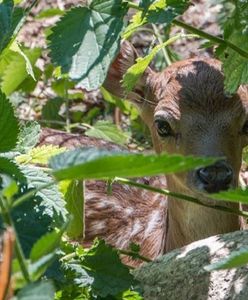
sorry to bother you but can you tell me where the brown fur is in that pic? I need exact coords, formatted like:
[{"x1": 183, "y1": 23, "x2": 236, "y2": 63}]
[{"x1": 38, "y1": 41, "x2": 248, "y2": 264}]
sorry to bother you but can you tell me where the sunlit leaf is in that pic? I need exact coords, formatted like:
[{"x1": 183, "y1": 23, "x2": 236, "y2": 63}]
[
  {"x1": 16, "y1": 145, "x2": 66, "y2": 165},
  {"x1": 48, "y1": 1, "x2": 128, "y2": 90},
  {"x1": 50, "y1": 148, "x2": 215, "y2": 181},
  {"x1": 64, "y1": 180, "x2": 85, "y2": 239},
  {"x1": 85, "y1": 120, "x2": 130, "y2": 146}
]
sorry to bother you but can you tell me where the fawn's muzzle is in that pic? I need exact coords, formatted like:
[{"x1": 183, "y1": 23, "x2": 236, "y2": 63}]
[{"x1": 196, "y1": 160, "x2": 233, "y2": 193}]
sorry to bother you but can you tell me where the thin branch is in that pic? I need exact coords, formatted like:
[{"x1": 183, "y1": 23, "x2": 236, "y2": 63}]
[
  {"x1": 118, "y1": 248, "x2": 152, "y2": 263},
  {"x1": 126, "y1": 1, "x2": 248, "y2": 59},
  {"x1": 152, "y1": 24, "x2": 172, "y2": 66},
  {"x1": 115, "y1": 177, "x2": 248, "y2": 218}
]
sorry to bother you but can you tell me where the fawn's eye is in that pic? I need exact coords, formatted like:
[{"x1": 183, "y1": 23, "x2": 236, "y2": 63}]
[
  {"x1": 242, "y1": 120, "x2": 248, "y2": 135},
  {"x1": 154, "y1": 119, "x2": 173, "y2": 137}
]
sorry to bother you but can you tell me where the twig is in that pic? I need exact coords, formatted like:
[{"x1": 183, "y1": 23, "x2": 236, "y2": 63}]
[
  {"x1": 126, "y1": 1, "x2": 248, "y2": 59},
  {"x1": 152, "y1": 24, "x2": 172, "y2": 66},
  {"x1": 115, "y1": 177, "x2": 248, "y2": 218}
]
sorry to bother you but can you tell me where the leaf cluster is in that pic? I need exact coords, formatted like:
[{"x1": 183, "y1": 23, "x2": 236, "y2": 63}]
[{"x1": 1, "y1": 0, "x2": 248, "y2": 298}]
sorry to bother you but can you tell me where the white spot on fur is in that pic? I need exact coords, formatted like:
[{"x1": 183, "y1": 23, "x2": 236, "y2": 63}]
[
  {"x1": 131, "y1": 220, "x2": 143, "y2": 237},
  {"x1": 144, "y1": 211, "x2": 161, "y2": 238},
  {"x1": 124, "y1": 207, "x2": 134, "y2": 217},
  {"x1": 89, "y1": 220, "x2": 106, "y2": 233}
]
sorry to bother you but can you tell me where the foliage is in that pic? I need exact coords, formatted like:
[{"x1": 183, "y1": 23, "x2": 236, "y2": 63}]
[{"x1": 0, "y1": 0, "x2": 248, "y2": 299}]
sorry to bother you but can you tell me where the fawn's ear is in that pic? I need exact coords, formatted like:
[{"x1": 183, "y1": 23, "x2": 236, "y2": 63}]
[
  {"x1": 103, "y1": 40, "x2": 154, "y2": 106},
  {"x1": 104, "y1": 41, "x2": 162, "y2": 153}
]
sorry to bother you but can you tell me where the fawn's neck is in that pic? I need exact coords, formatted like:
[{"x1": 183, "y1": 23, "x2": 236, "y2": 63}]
[{"x1": 165, "y1": 175, "x2": 240, "y2": 252}]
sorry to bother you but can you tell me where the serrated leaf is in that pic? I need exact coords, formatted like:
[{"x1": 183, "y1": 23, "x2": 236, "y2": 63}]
[
  {"x1": 0, "y1": 90, "x2": 19, "y2": 151},
  {"x1": 49, "y1": 148, "x2": 216, "y2": 181},
  {"x1": 85, "y1": 120, "x2": 130, "y2": 146},
  {"x1": 123, "y1": 35, "x2": 183, "y2": 92},
  {"x1": 48, "y1": 1, "x2": 128, "y2": 90},
  {"x1": 20, "y1": 165, "x2": 67, "y2": 223},
  {"x1": 80, "y1": 239, "x2": 134, "y2": 297},
  {"x1": 64, "y1": 240, "x2": 134, "y2": 297},
  {"x1": 16, "y1": 281, "x2": 55, "y2": 300},
  {"x1": 15, "y1": 121, "x2": 41, "y2": 154},
  {"x1": 216, "y1": 1, "x2": 248, "y2": 93},
  {"x1": 0, "y1": 157, "x2": 25, "y2": 182},
  {"x1": 1, "y1": 47, "x2": 41, "y2": 95},
  {"x1": 205, "y1": 247, "x2": 248, "y2": 271},
  {"x1": 219, "y1": 31, "x2": 248, "y2": 93},
  {"x1": 16, "y1": 145, "x2": 66, "y2": 165},
  {"x1": 0, "y1": 0, "x2": 24, "y2": 53},
  {"x1": 123, "y1": 0, "x2": 189, "y2": 39},
  {"x1": 65, "y1": 180, "x2": 84, "y2": 239}
]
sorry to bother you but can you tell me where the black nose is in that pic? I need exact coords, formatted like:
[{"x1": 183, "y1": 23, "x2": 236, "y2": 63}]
[{"x1": 196, "y1": 160, "x2": 233, "y2": 193}]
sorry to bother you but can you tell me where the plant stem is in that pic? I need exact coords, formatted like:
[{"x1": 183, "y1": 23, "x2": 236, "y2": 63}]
[
  {"x1": 126, "y1": 1, "x2": 248, "y2": 59},
  {"x1": 115, "y1": 177, "x2": 248, "y2": 218},
  {"x1": 0, "y1": 195, "x2": 31, "y2": 283},
  {"x1": 118, "y1": 248, "x2": 152, "y2": 263},
  {"x1": 126, "y1": 1, "x2": 142, "y2": 11},
  {"x1": 152, "y1": 24, "x2": 172, "y2": 66},
  {"x1": 173, "y1": 19, "x2": 248, "y2": 59},
  {"x1": 25, "y1": 0, "x2": 40, "y2": 13},
  {"x1": 12, "y1": 181, "x2": 56, "y2": 208}
]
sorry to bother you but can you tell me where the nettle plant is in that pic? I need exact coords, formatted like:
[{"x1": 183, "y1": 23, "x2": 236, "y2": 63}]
[{"x1": 1, "y1": 0, "x2": 248, "y2": 298}]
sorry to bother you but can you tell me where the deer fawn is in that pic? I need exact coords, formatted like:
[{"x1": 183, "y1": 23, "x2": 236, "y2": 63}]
[{"x1": 40, "y1": 41, "x2": 248, "y2": 262}]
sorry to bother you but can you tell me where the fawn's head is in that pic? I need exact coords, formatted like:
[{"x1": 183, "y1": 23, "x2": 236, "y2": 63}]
[{"x1": 104, "y1": 41, "x2": 248, "y2": 195}]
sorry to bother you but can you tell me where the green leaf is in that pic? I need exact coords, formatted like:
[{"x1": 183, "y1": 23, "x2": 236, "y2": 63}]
[
  {"x1": 29, "y1": 253, "x2": 57, "y2": 281},
  {"x1": 0, "y1": 0, "x2": 24, "y2": 53},
  {"x1": 0, "y1": 90, "x2": 19, "y2": 151},
  {"x1": 12, "y1": 197, "x2": 52, "y2": 257},
  {"x1": 16, "y1": 145, "x2": 66, "y2": 165},
  {"x1": 1, "y1": 174, "x2": 18, "y2": 199},
  {"x1": 16, "y1": 281, "x2": 55, "y2": 300},
  {"x1": 65, "y1": 180, "x2": 85, "y2": 239},
  {"x1": 85, "y1": 120, "x2": 130, "y2": 146},
  {"x1": 123, "y1": 35, "x2": 182, "y2": 92},
  {"x1": 0, "y1": 157, "x2": 25, "y2": 183},
  {"x1": 123, "y1": 0, "x2": 189, "y2": 39},
  {"x1": 147, "y1": 0, "x2": 189, "y2": 24},
  {"x1": 1, "y1": 47, "x2": 41, "y2": 95},
  {"x1": 82, "y1": 240, "x2": 134, "y2": 297},
  {"x1": 41, "y1": 97, "x2": 64, "y2": 128},
  {"x1": 211, "y1": 188, "x2": 248, "y2": 205},
  {"x1": 36, "y1": 8, "x2": 64, "y2": 19},
  {"x1": 30, "y1": 228, "x2": 65, "y2": 262},
  {"x1": 66, "y1": 239, "x2": 134, "y2": 297},
  {"x1": 15, "y1": 121, "x2": 41, "y2": 154},
  {"x1": 20, "y1": 165, "x2": 67, "y2": 223},
  {"x1": 121, "y1": 290, "x2": 143, "y2": 300},
  {"x1": 216, "y1": 1, "x2": 248, "y2": 93},
  {"x1": 49, "y1": 148, "x2": 215, "y2": 181},
  {"x1": 218, "y1": 32, "x2": 248, "y2": 93},
  {"x1": 205, "y1": 247, "x2": 248, "y2": 271},
  {"x1": 48, "y1": 1, "x2": 128, "y2": 90}
]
